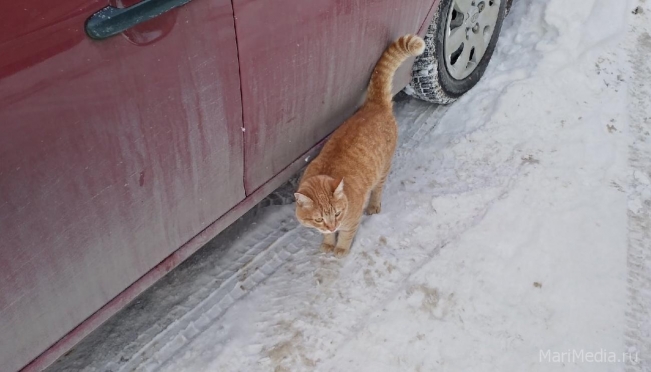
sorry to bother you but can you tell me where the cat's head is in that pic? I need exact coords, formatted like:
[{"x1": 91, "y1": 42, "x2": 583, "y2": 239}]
[{"x1": 294, "y1": 175, "x2": 348, "y2": 233}]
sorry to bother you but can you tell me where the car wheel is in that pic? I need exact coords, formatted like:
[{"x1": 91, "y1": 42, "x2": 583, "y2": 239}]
[{"x1": 408, "y1": 0, "x2": 508, "y2": 104}]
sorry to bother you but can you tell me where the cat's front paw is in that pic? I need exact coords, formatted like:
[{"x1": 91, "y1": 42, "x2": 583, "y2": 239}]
[
  {"x1": 334, "y1": 246, "x2": 350, "y2": 258},
  {"x1": 320, "y1": 242, "x2": 335, "y2": 253},
  {"x1": 365, "y1": 203, "x2": 381, "y2": 215}
]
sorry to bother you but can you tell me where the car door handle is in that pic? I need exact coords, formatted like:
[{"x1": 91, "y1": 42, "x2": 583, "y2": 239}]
[{"x1": 86, "y1": 0, "x2": 194, "y2": 40}]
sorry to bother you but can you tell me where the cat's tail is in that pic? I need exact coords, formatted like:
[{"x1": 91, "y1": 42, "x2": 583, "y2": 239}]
[{"x1": 366, "y1": 34, "x2": 425, "y2": 106}]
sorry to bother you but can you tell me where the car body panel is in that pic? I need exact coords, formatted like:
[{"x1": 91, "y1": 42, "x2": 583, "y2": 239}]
[
  {"x1": 233, "y1": 0, "x2": 437, "y2": 193},
  {"x1": 0, "y1": 1, "x2": 244, "y2": 370}
]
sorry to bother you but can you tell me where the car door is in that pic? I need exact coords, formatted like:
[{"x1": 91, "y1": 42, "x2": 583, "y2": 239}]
[
  {"x1": 233, "y1": 0, "x2": 435, "y2": 193},
  {"x1": 0, "y1": 0, "x2": 244, "y2": 370}
]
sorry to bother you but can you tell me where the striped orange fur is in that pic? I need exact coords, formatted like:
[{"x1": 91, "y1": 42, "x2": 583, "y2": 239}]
[{"x1": 295, "y1": 34, "x2": 425, "y2": 257}]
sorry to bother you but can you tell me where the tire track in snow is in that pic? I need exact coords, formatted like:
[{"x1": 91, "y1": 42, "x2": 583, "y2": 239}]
[
  {"x1": 117, "y1": 215, "x2": 312, "y2": 372},
  {"x1": 624, "y1": 5, "x2": 651, "y2": 370}
]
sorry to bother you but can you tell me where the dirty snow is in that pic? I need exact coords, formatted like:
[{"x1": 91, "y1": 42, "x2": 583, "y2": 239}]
[{"x1": 47, "y1": 0, "x2": 651, "y2": 371}]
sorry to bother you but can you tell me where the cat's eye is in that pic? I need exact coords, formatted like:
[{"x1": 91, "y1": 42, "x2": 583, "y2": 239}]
[
  {"x1": 335, "y1": 211, "x2": 341, "y2": 217},
  {"x1": 314, "y1": 217, "x2": 323, "y2": 223}
]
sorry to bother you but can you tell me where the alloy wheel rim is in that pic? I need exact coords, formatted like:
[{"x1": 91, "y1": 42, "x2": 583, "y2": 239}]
[{"x1": 444, "y1": 0, "x2": 501, "y2": 80}]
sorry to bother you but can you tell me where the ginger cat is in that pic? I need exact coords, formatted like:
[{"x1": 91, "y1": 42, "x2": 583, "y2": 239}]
[{"x1": 294, "y1": 34, "x2": 425, "y2": 257}]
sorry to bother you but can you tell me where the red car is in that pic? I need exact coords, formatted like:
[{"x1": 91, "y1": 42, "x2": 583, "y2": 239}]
[{"x1": 0, "y1": 0, "x2": 512, "y2": 370}]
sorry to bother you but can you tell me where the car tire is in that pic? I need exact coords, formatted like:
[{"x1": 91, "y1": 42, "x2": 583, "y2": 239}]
[{"x1": 407, "y1": 0, "x2": 508, "y2": 104}]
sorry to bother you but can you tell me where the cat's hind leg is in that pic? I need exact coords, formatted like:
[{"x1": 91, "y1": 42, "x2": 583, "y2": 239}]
[{"x1": 366, "y1": 168, "x2": 389, "y2": 215}]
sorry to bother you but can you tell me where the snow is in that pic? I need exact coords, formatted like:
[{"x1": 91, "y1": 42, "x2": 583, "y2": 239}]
[{"x1": 47, "y1": 0, "x2": 651, "y2": 371}]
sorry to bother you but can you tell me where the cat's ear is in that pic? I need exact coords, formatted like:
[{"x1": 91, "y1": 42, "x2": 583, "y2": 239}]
[
  {"x1": 333, "y1": 178, "x2": 345, "y2": 199},
  {"x1": 294, "y1": 192, "x2": 313, "y2": 207}
]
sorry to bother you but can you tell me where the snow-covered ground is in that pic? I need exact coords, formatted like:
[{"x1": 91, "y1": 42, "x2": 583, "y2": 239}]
[{"x1": 48, "y1": 0, "x2": 651, "y2": 371}]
